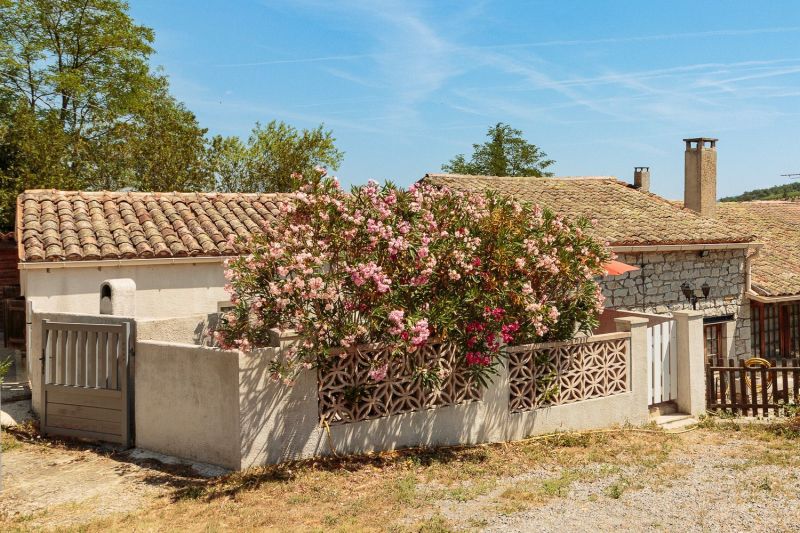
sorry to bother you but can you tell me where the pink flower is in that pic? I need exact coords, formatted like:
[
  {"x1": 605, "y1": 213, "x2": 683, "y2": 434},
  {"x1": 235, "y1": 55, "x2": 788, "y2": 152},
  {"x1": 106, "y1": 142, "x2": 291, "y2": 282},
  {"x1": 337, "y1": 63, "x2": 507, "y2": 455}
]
[
  {"x1": 368, "y1": 363, "x2": 388, "y2": 382},
  {"x1": 410, "y1": 319, "x2": 430, "y2": 346},
  {"x1": 466, "y1": 352, "x2": 491, "y2": 366}
]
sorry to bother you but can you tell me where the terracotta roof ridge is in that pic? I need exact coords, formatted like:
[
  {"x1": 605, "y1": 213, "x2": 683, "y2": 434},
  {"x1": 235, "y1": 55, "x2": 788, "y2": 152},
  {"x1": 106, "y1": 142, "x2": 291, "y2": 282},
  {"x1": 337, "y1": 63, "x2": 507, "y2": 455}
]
[
  {"x1": 424, "y1": 172, "x2": 618, "y2": 181},
  {"x1": 22, "y1": 189, "x2": 292, "y2": 199}
]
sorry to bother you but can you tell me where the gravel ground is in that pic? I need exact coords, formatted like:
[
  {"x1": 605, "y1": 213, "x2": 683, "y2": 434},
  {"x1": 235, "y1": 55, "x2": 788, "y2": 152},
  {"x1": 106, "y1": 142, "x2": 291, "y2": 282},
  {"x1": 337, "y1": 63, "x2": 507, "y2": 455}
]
[
  {"x1": 438, "y1": 431, "x2": 800, "y2": 532},
  {"x1": 1, "y1": 423, "x2": 799, "y2": 531}
]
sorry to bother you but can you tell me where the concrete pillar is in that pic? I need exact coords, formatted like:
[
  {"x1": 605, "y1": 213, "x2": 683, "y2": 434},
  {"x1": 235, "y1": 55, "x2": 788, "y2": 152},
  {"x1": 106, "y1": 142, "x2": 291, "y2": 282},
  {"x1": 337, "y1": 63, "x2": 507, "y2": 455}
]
[
  {"x1": 723, "y1": 320, "x2": 736, "y2": 362},
  {"x1": 489, "y1": 353, "x2": 511, "y2": 443},
  {"x1": 614, "y1": 316, "x2": 650, "y2": 418},
  {"x1": 673, "y1": 310, "x2": 706, "y2": 416}
]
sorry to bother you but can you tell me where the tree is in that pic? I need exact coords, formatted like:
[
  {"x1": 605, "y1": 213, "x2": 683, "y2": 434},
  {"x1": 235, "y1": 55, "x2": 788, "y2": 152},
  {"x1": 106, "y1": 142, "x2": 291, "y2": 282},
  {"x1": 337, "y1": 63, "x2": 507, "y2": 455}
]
[
  {"x1": 210, "y1": 120, "x2": 343, "y2": 193},
  {"x1": 442, "y1": 122, "x2": 555, "y2": 177},
  {"x1": 0, "y1": 0, "x2": 211, "y2": 228}
]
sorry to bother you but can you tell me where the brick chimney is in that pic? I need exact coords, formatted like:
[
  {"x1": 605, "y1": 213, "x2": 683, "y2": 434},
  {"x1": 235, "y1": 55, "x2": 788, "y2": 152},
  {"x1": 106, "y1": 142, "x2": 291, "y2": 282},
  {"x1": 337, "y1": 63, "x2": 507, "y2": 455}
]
[
  {"x1": 633, "y1": 167, "x2": 650, "y2": 192},
  {"x1": 683, "y1": 137, "x2": 717, "y2": 217}
]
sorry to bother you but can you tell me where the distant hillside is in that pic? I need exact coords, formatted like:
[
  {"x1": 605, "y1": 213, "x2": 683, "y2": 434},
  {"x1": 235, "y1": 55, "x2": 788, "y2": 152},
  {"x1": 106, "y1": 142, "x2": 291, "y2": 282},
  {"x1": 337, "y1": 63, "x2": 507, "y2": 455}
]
[{"x1": 721, "y1": 182, "x2": 800, "y2": 202}]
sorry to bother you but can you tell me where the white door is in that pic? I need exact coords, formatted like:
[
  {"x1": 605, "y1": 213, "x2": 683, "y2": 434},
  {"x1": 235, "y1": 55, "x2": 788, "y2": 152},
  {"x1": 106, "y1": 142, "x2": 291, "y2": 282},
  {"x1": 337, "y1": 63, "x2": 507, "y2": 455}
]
[{"x1": 647, "y1": 319, "x2": 677, "y2": 405}]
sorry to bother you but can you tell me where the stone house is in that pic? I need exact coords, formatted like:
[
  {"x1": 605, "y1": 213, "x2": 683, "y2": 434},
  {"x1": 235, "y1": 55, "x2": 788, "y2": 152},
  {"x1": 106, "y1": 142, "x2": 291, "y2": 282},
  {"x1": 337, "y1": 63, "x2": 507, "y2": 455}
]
[
  {"x1": 700, "y1": 199, "x2": 800, "y2": 359},
  {"x1": 423, "y1": 138, "x2": 759, "y2": 361}
]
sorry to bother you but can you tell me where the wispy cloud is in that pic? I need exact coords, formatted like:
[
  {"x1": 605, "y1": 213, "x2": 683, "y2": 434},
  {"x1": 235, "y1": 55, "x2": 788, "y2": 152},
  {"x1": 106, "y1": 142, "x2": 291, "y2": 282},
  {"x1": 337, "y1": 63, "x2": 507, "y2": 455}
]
[{"x1": 213, "y1": 26, "x2": 800, "y2": 68}]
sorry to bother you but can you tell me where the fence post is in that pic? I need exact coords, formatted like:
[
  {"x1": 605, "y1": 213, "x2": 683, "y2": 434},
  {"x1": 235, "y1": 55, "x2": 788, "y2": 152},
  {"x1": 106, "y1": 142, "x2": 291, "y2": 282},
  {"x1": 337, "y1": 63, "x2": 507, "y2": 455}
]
[
  {"x1": 672, "y1": 310, "x2": 706, "y2": 417},
  {"x1": 614, "y1": 316, "x2": 649, "y2": 421}
]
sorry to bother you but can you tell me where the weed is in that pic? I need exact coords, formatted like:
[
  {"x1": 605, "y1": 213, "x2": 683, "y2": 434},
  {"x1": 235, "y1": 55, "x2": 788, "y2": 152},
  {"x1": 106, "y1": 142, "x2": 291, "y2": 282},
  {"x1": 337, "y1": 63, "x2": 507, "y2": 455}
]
[
  {"x1": 541, "y1": 470, "x2": 578, "y2": 497},
  {"x1": 0, "y1": 356, "x2": 11, "y2": 382},
  {"x1": 395, "y1": 474, "x2": 417, "y2": 505},
  {"x1": 605, "y1": 478, "x2": 629, "y2": 499},
  {"x1": 415, "y1": 514, "x2": 454, "y2": 533},
  {"x1": 1, "y1": 430, "x2": 21, "y2": 452}
]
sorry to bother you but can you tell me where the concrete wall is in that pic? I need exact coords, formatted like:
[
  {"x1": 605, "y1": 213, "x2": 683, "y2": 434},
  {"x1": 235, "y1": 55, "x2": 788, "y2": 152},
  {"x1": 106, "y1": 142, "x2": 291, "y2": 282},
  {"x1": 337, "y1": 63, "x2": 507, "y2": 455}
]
[
  {"x1": 135, "y1": 341, "x2": 241, "y2": 469},
  {"x1": 134, "y1": 318, "x2": 652, "y2": 470},
  {"x1": 137, "y1": 314, "x2": 218, "y2": 345},
  {"x1": 21, "y1": 260, "x2": 228, "y2": 319},
  {"x1": 601, "y1": 249, "x2": 750, "y2": 357}
]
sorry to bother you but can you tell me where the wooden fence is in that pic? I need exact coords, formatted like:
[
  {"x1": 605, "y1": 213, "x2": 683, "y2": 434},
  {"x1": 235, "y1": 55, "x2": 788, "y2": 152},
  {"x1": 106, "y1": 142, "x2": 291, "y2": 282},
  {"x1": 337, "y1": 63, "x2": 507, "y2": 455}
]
[{"x1": 705, "y1": 357, "x2": 800, "y2": 416}]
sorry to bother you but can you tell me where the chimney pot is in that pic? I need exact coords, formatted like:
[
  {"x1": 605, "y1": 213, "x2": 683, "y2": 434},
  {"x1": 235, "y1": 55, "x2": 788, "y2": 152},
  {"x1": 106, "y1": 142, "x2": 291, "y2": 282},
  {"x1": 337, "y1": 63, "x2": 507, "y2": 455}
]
[
  {"x1": 633, "y1": 167, "x2": 650, "y2": 192},
  {"x1": 683, "y1": 137, "x2": 718, "y2": 217}
]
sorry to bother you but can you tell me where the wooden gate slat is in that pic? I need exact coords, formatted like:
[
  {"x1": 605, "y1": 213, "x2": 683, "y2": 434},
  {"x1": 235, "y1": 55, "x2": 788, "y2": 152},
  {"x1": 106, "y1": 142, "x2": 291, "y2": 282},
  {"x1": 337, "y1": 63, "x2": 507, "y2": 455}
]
[
  {"x1": 740, "y1": 365, "x2": 748, "y2": 416},
  {"x1": 108, "y1": 332, "x2": 118, "y2": 390},
  {"x1": 86, "y1": 331, "x2": 97, "y2": 388},
  {"x1": 646, "y1": 327, "x2": 653, "y2": 405},
  {"x1": 58, "y1": 329, "x2": 67, "y2": 386},
  {"x1": 98, "y1": 331, "x2": 107, "y2": 389},
  {"x1": 660, "y1": 322, "x2": 670, "y2": 403},
  {"x1": 653, "y1": 325, "x2": 662, "y2": 403},
  {"x1": 47, "y1": 328, "x2": 57, "y2": 384},
  {"x1": 669, "y1": 322, "x2": 678, "y2": 401},
  {"x1": 75, "y1": 330, "x2": 86, "y2": 387}
]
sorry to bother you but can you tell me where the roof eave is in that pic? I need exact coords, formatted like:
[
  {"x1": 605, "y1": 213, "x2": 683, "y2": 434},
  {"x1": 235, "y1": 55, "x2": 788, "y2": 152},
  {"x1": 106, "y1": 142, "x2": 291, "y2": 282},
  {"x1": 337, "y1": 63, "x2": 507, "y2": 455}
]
[
  {"x1": 610, "y1": 242, "x2": 762, "y2": 253},
  {"x1": 18, "y1": 255, "x2": 229, "y2": 270}
]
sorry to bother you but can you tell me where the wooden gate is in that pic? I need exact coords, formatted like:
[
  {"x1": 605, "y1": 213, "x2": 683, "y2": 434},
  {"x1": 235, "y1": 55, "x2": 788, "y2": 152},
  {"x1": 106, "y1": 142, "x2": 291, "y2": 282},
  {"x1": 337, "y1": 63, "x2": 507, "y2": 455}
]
[
  {"x1": 647, "y1": 318, "x2": 677, "y2": 405},
  {"x1": 40, "y1": 320, "x2": 133, "y2": 446}
]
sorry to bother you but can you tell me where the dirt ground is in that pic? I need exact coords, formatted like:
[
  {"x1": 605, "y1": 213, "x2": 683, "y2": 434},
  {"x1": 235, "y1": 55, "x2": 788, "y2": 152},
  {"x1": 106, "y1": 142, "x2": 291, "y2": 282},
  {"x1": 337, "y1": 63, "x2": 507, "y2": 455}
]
[{"x1": 1, "y1": 417, "x2": 800, "y2": 532}]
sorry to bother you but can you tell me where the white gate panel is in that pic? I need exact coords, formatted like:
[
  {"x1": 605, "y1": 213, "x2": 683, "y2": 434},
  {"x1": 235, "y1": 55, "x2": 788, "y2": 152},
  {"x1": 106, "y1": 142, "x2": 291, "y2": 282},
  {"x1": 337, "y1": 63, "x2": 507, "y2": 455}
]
[{"x1": 647, "y1": 319, "x2": 677, "y2": 405}]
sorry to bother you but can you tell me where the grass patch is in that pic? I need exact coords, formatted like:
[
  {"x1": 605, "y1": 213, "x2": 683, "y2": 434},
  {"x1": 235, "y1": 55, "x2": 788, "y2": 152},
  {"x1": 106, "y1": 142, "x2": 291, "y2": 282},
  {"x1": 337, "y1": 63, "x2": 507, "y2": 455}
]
[
  {"x1": 0, "y1": 427, "x2": 738, "y2": 532},
  {"x1": 394, "y1": 474, "x2": 418, "y2": 505},
  {"x1": 1, "y1": 430, "x2": 22, "y2": 452},
  {"x1": 604, "y1": 477, "x2": 630, "y2": 499}
]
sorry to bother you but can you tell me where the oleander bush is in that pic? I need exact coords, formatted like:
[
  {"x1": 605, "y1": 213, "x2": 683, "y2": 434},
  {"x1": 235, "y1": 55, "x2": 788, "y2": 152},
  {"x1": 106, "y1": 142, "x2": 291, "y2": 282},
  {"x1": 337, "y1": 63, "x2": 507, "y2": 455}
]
[{"x1": 214, "y1": 171, "x2": 609, "y2": 387}]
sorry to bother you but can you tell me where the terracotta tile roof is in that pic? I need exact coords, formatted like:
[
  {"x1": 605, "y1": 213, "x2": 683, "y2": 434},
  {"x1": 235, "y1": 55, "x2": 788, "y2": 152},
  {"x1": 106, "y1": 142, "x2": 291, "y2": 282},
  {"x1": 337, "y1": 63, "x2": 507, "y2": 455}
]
[
  {"x1": 18, "y1": 190, "x2": 288, "y2": 262},
  {"x1": 712, "y1": 201, "x2": 800, "y2": 297},
  {"x1": 423, "y1": 174, "x2": 755, "y2": 247}
]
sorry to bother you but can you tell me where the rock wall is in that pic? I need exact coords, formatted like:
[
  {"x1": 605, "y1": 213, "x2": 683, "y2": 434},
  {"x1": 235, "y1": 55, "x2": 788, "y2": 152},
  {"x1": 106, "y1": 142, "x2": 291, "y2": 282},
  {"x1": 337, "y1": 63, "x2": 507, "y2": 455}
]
[{"x1": 601, "y1": 249, "x2": 750, "y2": 357}]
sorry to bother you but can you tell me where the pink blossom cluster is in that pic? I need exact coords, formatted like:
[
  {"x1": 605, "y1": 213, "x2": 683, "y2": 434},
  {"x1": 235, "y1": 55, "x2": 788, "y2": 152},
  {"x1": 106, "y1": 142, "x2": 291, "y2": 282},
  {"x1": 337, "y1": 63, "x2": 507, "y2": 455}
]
[{"x1": 213, "y1": 172, "x2": 609, "y2": 388}]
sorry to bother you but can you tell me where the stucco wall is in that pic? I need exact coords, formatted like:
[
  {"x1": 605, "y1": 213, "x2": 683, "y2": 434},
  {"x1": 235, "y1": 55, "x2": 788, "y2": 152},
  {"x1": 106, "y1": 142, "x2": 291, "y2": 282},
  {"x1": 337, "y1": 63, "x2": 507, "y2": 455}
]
[
  {"x1": 133, "y1": 319, "x2": 652, "y2": 469},
  {"x1": 137, "y1": 314, "x2": 217, "y2": 345},
  {"x1": 601, "y1": 249, "x2": 750, "y2": 357},
  {"x1": 135, "y1": 341, "x2": 241, "y2": 469},
  {"x1": 21, "y1": 260, "x2": 228, "y2": 319}
]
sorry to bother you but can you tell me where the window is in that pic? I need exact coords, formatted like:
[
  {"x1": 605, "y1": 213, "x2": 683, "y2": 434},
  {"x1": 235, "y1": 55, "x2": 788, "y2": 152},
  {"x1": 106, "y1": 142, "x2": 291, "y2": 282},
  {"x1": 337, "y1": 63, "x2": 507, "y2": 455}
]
[
  {"x1": 750, "y1": 301, "x2": 800, "y2": 359},
  {"x1": 704, "y1": 323, "x2": 724, "y2": 364},
  {"x1": 751, "y1": 304, "x2": 761, "y2": 356}
]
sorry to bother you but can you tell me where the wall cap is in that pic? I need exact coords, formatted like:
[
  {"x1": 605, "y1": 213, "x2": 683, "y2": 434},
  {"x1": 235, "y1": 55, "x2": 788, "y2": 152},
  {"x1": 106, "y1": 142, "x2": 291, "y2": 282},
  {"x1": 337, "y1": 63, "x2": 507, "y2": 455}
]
[
  {"x1": 671, "y1": 310, "x2": 704, "y2": 320},
  {"x1": 613, "y1": 316, "x2": 649, "y2": 331}
]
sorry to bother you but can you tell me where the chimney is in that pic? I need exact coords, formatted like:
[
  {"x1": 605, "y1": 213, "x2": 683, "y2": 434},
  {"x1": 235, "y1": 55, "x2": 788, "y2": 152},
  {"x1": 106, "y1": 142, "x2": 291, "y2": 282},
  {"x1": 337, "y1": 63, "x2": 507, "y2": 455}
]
[
  {"x1": 683, "y1": 137, "x2": 717, "y2": 217},
  {"x1": 633, "y1": 167, "x2": 650, "y2": 192}
]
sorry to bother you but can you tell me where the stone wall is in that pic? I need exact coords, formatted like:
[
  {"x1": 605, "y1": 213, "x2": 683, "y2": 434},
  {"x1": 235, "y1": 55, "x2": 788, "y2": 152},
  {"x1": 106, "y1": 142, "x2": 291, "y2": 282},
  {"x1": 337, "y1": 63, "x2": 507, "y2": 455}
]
[{"x1": 601, "y1": 249, "x2": 750, "y2": 357}]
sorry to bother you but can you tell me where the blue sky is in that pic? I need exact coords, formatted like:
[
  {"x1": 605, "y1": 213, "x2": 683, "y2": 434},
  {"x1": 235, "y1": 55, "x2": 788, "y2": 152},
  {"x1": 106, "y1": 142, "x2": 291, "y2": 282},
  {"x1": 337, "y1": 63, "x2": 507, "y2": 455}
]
[{"x1": 130, "y1": 0, "x2": 800, "y2": 199}]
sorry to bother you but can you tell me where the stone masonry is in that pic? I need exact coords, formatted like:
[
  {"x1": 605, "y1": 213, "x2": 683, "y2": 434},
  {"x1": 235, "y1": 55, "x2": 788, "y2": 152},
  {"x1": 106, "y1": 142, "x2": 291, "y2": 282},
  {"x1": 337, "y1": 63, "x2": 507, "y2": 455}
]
[{"x1": 601, "y1": 249, "x2": 750, "y2": 358}]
